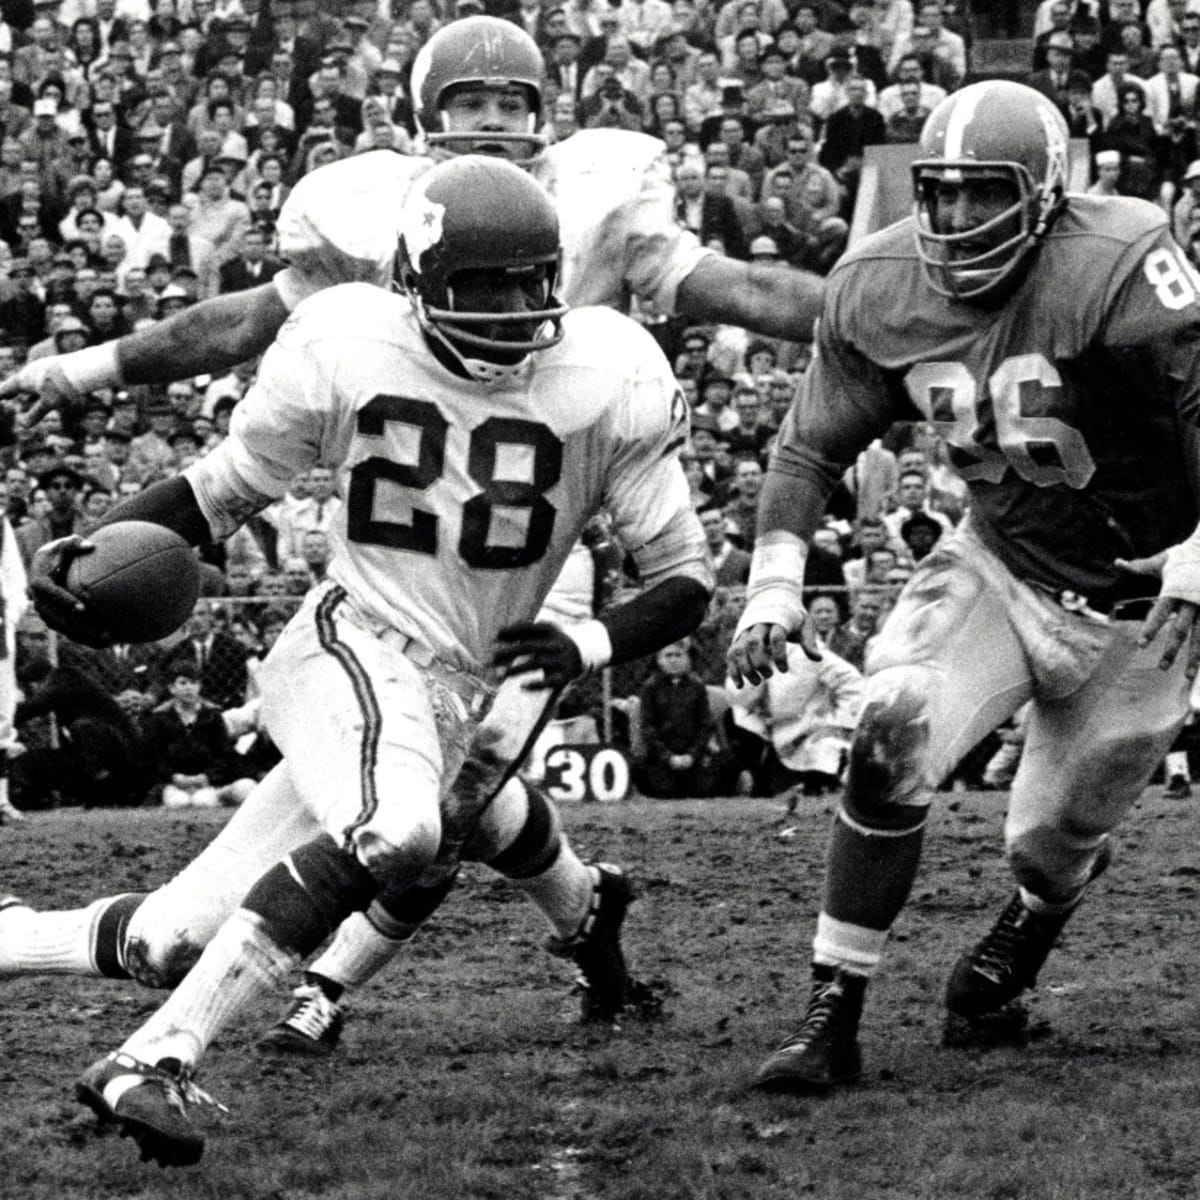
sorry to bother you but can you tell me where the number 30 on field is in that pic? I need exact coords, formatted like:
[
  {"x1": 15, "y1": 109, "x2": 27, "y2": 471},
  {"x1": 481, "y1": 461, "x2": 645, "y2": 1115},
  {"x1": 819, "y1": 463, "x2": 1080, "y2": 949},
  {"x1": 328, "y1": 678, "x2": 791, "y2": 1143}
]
[{"x1": 543, "y1": 744, "x2": 631, "y2": 803}]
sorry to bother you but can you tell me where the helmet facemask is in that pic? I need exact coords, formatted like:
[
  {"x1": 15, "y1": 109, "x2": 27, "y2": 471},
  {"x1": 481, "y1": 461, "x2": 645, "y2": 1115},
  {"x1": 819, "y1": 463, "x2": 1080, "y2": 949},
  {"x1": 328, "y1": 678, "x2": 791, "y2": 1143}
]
[
  {"x1": 913, "y1": 160, "x2": 1065, "y2": 301},
  {"x1": 426, "y1": 83, "x2": 546, "y2": 164}
]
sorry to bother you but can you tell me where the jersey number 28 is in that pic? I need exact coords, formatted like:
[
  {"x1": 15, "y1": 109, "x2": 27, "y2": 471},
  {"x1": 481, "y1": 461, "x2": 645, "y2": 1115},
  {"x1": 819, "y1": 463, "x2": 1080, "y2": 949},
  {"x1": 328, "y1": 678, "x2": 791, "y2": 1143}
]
[
  {"x1": 904, "y1": 352, "x2": 1095, "y2": 488},
  {"x1": 347, "y1": 394, "x2": 564, "y2": 568}
]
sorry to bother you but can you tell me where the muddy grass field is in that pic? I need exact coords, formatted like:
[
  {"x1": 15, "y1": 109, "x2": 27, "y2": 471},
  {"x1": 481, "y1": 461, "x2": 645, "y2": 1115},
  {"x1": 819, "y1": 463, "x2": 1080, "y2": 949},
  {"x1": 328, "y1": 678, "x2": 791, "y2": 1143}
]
[{"x1": 3, "y1": 789, "x2": 1200, "y2": 1200}]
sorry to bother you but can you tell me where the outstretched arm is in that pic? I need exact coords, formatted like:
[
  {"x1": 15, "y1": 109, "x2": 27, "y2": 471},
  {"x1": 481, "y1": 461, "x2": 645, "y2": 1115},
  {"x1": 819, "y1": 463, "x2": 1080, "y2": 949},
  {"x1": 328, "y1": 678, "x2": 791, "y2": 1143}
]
[
  {"x1": 1, "y1": 283, "x2": 291, "y2": 422},
  {"x1": 676, "y1": 255, "x2": 825, "y2": 343}
]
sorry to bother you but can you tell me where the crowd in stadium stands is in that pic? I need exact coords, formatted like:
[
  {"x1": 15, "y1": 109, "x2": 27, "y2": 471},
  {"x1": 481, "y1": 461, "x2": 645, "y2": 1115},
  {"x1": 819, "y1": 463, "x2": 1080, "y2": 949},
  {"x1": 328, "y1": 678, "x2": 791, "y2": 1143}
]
[{"x1": 0, "y1": 0, "x2": 1195, "y2": 816}]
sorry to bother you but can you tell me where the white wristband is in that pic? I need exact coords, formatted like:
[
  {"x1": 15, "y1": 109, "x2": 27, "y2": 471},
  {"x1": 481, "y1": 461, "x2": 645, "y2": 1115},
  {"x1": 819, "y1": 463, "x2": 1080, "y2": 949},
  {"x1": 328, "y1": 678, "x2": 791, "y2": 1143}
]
[
  {"x1": 734, "y1": 536, "x2": 809, "y2": 638},
  {"x1": 59, "y1": 342, "x2": 122, "y2": 398},
  {"x1": 563, "y1": 619, "x2": 613, "y2": 672}
]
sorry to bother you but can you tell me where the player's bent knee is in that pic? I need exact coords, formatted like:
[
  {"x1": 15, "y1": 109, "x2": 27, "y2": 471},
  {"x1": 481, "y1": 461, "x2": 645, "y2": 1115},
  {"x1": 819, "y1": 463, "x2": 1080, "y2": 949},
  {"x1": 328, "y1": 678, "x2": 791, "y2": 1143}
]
[
  {"x1": 122, "y1": 894, "x2": 206, "y2": 989},
  {"x1": 468, "y1": 780, "x2": 563, "y2": 878},
  {"x1": 843, "y1": 670, "x2": 932, "y2": 829},
  {"x1": 242, "y1": 835, "x2": 379, "y2": 957},
  {"x1": 1007, "y1": 827, "x2": 1106, "y2": 904}
]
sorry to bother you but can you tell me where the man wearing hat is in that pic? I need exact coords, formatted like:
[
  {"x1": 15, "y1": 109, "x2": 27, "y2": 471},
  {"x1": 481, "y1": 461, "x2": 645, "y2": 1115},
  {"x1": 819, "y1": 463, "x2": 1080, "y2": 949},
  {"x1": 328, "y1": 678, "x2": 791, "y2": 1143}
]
[
  {"x1": 18, "y1": 96, "x2": 68, "y2": 177},
  {"x1": 1030, "y1": 31, "x2": 1091, "y2": 112},
  {"x1": 810, "y1": 43, "x2": 877, "y2": 122},
  {"x1": 16, "y1": 465, "x2": 86, "y2": 567},
  {"x1": 0, "y1": 257, "x2": 44, "y2": 346},
  {"x1": 748, "y1": 234, "x2": 782, "y2": 263}
]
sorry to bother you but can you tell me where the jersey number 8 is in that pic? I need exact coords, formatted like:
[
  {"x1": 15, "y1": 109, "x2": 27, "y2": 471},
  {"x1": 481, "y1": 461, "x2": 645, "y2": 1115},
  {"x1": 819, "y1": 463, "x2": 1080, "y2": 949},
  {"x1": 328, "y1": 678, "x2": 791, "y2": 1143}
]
[{"x1": 347, "y1": 394, "x2": 564, "y2": 568}]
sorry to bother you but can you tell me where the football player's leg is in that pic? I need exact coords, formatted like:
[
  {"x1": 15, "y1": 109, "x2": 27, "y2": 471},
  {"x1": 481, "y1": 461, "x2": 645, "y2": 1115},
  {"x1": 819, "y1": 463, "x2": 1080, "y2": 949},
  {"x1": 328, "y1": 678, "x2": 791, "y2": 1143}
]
[
  {"x1": 946, "y1": 620, "x2": 1192, "y2": 1027},
  {"x1": 756, "y1": 536, "x2": 1034, "y2": 1092},
  {"x1": 107, "y1": 599, "x2": 464, "y2": 1082},
  {"x1": 265, "y1": 679, "x2": 588, "y2": 1047},
  {"x1": 2, "y1": 765, "x2": 312, "y2": 983}
]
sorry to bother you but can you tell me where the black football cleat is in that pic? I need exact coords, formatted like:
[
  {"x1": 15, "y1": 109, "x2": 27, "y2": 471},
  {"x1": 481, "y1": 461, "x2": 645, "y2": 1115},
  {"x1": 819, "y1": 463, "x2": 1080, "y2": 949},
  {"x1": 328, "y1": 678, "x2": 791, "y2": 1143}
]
[
  {"x1": 753, "y1": 968, "x2": 866, "y2": 1093},
  {"x1": 258, "y1": 983, "x2": 345, "y2": 1057},
  {"x1": 76, "y1": 1051, "x2": 223, "y2": 1167}
]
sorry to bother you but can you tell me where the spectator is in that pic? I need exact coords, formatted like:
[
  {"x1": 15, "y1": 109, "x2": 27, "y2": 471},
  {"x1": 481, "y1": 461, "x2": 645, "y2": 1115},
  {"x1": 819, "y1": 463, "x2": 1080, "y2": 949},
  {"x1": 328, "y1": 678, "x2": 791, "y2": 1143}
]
[
  {"x1": 1173, "y1": 157, "x2": 1200, "y2": 244},
  {"x1": 163, "y1": 605, "x2": 249, "y2": 712},
  {"x1": 673, "y1": 158, "x2": 746, "y2": 259},
  {"x1": 1088, "y1": 146, "x2": 1124, "y2": 193},
  {"x1": 699, "y1": 502, "x2": 751, "y2": 585},
  {"x1": 634, "y1": 639, "x2": 715, "y2": 799},
  {"x1": 899, "y1": 510, "x2": 944, "y2": 563},
  {"x1": 14, "y1": 654, "x2": 151, "y2": 809},
  {"x1": 271, "y1": 464, "x2": 341, "y2": 562},
  {"x1": 885, "y1": 79, "x2": 932, "y2": 141},
  {"x1": 726, "y1": 642, "x2": 864, "y2": 799},
  {"x1": 111, "y1": 184, "x2": 171, "y2": 271},
  {"x1": 827, "y1": 587, "x2": 885, "y2": 670},
  {"x1": 807, "y1": 592, "x2": 846, "y2": 647},
  {"x1": 810, "y1": 45, "x2": 877, "y2": 122},
  {"x1": 1098, "y1": 83, "x2": 1161, "y2": 198},
  {"x1": 1143, "y1": 44, "x2": 1200, "y2": 136},
  {"x1": 184, "y1": 164, "x2": 250, "y2": 265},
  {"x1": 1181, "y1": 11, "x2": 1200, "y2": 76},
  {"x1": 15, "y1": 464, "x2": 84, "y2": 567},
  {"x1": 724, "y1": 455, "x2": 765, "y2": 549},
  {"x1": 818, "y1": 74, "x2": 886, "y2": 198},
  {"x1": 128, "y1": 400, "x2": 177, "y2": 479},
  {"x1": 1092, "y1": 50, "x2": 1148, "y2": 126},
  {"x1": 218, "y1": 225, "x2": 284, "y2": 293},
  {"x1": 144, "y1": 662, "x2": 242, "y2": 809}
]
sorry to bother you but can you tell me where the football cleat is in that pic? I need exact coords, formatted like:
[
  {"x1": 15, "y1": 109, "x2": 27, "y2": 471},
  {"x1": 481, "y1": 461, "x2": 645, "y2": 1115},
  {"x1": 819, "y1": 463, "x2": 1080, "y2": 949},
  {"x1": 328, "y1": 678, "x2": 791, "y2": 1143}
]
[
  {"x1": 0, "y1": 797, "x2": 24, "y2": 824},
  {"x1": 257, "y1": 983, "x2": 345, "y2": 1057},
  {"x1": 76, "y1": 1051, "x2": 225, "y2": 1167},
  {"x1": 945, "y1": 845, "x2": 1111, "y2": 1029},
  {"x1": 546, "y1": 863, "x2": 634, "y2": 1025},
  {"x1": 752, "y1": 968, "x2": 866, "y2": 1093}
]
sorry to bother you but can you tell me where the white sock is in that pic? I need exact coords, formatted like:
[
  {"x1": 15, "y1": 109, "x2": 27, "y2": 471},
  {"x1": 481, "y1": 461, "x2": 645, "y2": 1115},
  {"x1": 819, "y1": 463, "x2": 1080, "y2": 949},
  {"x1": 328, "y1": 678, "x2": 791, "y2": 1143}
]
[
  {"x1": 121, "y1": 909, "x2": 292, "y2": 1069},
  {"x1": 1166, "y1": 751, "x2": 1190, "y2": 781},
  {"x1": 307, "y1": 909, "x2": 407, "y2": 990},
  {"x1": 512, "y1": 846, "x2": 595, "y2": 940},
  {"x1": 812, "y1": 912, "x2": 889, "y2": 976},
  {"x1": 0, "y1": 897, "x2": 118, "y2": 976}
]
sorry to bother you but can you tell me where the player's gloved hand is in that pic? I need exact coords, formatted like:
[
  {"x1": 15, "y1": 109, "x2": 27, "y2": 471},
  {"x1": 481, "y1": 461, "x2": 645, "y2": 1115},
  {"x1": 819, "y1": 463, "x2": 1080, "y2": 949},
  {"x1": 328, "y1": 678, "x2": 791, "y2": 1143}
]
[
  {"x1": 1116, "y1": 547, "x2": 1200, "y2": 677},
  {"x1": 28, "y1": 535, "x2": 116, "y2": 648},
  {"x1": 493, "y1": 621, "x2": 584, "y2": 690},
  {"x1": 727, "y1": 613, "x2": 820, "y2": 688},
  {"x1": 0, "y1": 359, "x2": 80, "y2": 430}
]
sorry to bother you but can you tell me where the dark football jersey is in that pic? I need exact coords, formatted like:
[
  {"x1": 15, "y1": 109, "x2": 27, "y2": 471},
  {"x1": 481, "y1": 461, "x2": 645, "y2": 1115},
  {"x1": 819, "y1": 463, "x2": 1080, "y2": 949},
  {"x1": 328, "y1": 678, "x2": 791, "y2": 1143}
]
[{"x1": 776, "y1": 194, "x2": 1200, "y2": 604}]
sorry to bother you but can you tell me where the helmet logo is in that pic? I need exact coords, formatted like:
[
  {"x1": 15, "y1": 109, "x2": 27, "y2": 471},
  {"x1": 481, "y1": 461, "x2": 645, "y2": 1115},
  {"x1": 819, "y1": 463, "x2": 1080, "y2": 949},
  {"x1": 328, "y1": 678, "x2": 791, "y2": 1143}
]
[{"x1": 400, "y1": 199, "x2": 445, "y2": 271}]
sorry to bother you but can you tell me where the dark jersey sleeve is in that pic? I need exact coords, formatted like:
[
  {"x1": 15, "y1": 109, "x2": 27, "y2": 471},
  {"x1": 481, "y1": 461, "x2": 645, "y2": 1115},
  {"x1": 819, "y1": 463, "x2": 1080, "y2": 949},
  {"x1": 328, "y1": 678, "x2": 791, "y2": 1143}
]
[{"x1": 763, "y1": 282, "x2": 910, "y2": 541}]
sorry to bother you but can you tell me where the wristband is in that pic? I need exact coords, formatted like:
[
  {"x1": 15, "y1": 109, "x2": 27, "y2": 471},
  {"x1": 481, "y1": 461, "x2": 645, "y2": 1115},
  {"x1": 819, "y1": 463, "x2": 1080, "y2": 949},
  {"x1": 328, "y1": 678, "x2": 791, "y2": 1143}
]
[
  {"x1": 734, "y1": 536, "x2": 809, "y2": 638},
  {"x1": 563, "y1": 619, "x2": 613, "y2": 672},
  {"x1": 59, "y1": 342, "x2": 122, "y2": 398}
]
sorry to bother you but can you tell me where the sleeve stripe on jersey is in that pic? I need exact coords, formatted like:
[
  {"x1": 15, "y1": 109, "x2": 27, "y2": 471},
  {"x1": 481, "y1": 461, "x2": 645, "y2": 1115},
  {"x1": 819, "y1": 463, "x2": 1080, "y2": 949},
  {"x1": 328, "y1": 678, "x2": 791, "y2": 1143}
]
[
  {"x1": 662, "y1": 434, "x2": 687, "y2": 459},
  {"x1": 315, "y1": 585, "x2": 384, "y2": 847}
]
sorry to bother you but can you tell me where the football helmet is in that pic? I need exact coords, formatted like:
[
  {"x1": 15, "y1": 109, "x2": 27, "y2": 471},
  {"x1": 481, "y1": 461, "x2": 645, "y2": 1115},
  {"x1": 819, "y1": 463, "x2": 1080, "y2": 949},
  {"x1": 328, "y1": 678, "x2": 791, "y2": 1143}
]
[
  {"x1": 397, "y1": 156, "x2": 567, "y2": 383},
  {"x1": 410, "y1": 16, "x2": 547, "y2": 159},
  {"x1": 912, "y1": 81, "x2": 1069, "y2": 301}
]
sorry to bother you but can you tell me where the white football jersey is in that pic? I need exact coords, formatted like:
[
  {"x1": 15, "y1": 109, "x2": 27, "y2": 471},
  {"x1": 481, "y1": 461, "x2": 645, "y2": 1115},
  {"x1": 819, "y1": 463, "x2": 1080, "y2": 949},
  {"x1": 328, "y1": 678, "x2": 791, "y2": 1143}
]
[
  {"x1": 185, "y1": 286, "x2": 693, "y2": 671},
  {"x1": 273, "y1": 135, "x2": 709, "y2": 312}
]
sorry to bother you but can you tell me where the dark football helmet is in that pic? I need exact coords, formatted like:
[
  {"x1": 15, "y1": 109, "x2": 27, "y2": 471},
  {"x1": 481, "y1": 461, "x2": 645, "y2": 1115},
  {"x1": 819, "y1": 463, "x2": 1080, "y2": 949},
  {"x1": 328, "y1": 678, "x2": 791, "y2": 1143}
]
[
  {"x1": 410, "y1": 16, "x2": 547, "y2": 158},
  {"x1": 912, "y1": 81, "x2": 1069, "y2": 301},
  {"x1": 396, "y1": 156, "x2": 567, "y2": 382}
]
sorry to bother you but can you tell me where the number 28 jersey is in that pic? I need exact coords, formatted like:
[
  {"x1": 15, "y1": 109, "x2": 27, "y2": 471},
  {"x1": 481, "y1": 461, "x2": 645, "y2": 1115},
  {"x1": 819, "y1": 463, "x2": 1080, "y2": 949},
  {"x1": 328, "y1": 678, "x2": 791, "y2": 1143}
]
[
  {"x1": 784, "y1": 194, "x2": 1200, "y2": 603},
  {"x1": 184, "y1": 286, "x2": 694, "y2": 671}
]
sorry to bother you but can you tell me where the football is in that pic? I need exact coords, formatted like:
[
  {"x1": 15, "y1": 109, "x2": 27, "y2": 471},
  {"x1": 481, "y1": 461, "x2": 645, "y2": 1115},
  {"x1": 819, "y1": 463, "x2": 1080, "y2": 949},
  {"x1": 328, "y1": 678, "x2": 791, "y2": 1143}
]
[{"x1": 64, "y1": 521, "x2": 201, "y2": 643}]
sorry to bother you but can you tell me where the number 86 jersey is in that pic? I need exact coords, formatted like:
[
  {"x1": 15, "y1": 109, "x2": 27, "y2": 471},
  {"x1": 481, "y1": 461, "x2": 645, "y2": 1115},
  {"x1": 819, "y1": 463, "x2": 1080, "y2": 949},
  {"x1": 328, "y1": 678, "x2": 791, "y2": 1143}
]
[
  {"x1": 785, "y1": 193, "x2": 1200, "y2": 605},
  {"x1": 184, "y1": 285, "x2": 693, "y2": 671}
]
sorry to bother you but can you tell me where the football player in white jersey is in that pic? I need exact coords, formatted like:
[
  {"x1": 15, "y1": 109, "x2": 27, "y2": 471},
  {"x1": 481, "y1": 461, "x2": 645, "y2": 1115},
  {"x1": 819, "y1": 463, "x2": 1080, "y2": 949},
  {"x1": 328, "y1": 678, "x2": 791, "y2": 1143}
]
[
  {"x1": 8, "y1": 16, "x2": 758, "y2": 1052},
  {"x1": 18, "y1": 157, "x2": 712, "y2": 1167}
]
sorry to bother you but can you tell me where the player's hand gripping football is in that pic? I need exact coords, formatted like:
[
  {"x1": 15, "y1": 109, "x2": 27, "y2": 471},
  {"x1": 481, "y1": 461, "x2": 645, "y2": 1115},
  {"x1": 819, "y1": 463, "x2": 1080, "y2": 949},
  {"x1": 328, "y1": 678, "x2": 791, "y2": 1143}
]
[
  {"x1": 1116, "y1": 547, "x2": 1200, "y2": 678},
  {"x1": 493, "y1": 621, "x2": 583, "y2": 690},
  {"x1": 726, "y1": 611, "x2": 821, "y2": 688},
  {"x1": 0, "y1": 358, "x2": 79, "y2": 430},
  {"x1": 28, "y1": 535, "x2": 116, "y2": 649}
]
